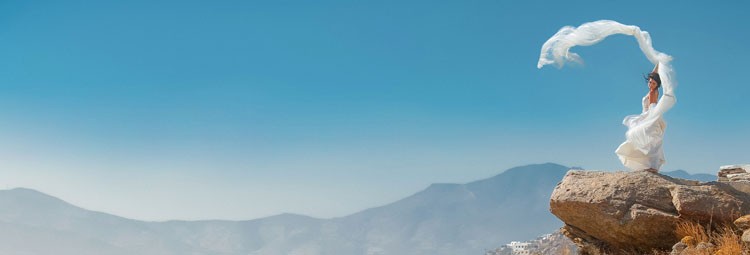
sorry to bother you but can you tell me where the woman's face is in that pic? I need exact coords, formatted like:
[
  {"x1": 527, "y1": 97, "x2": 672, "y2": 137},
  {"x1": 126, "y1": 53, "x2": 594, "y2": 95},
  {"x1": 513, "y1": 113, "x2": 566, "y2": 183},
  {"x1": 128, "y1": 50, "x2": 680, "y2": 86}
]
[{"x1": 648, "y1": 78, "x2": 659, "y2": 90}]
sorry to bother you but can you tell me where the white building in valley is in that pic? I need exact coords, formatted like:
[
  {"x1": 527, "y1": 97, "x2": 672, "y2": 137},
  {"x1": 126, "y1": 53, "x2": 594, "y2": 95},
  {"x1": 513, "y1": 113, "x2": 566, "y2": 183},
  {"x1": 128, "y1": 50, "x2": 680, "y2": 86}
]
[{"x1": 508, "y1": 241, "x2": 538, "y2": 255}]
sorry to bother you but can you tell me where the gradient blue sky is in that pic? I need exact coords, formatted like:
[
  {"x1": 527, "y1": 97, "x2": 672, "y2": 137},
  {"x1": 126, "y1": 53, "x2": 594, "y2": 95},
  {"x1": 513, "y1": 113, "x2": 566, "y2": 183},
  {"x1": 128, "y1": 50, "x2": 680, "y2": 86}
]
[{"x1": 1, "y1": 0, "x2": 748, "y2": 221}]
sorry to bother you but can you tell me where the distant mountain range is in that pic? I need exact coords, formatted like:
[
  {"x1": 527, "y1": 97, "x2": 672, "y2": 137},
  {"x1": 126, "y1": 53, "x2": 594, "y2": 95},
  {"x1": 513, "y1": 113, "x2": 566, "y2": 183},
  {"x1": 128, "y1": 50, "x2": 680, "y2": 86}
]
[
  {"x1": 661, "y1": 169, "x2": 715, "y2": 182},
  {"x1": 0, "y1": 163, "x2": 715, "y2": 255}
]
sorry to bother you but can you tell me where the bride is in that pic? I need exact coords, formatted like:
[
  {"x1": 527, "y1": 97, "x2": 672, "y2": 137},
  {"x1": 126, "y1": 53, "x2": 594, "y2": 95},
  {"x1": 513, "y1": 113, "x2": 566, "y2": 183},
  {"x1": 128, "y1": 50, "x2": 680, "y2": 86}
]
[
  {"x1": 615, "y1": 63, "x2": 672, "y2": 173},
  {"x1": 537, "y1": 20, "x2": 677, "y2": 173}
]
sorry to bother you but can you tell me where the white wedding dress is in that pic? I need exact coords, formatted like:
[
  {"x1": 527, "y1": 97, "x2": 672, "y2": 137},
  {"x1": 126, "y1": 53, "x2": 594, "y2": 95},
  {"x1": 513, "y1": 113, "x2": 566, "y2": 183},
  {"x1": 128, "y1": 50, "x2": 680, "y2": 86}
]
[
  {"x1": 614, "y1": 95, "x2": 670, "y2": 170},
  {"x1": 537, "y1": 20, "x2": 677, "y2": 171}
]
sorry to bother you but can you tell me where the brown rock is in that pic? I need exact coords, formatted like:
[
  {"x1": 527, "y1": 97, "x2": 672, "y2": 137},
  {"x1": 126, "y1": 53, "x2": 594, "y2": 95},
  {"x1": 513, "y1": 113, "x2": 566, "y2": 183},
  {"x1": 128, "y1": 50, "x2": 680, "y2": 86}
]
[
  {"x1": 670, "y1": 242, "x2": 686, "y2": 255},
  {"x1": 718, "y1": 165, "x2": 747, "y2": 182},
  {"x1": 728, "y1": 173, "x2": 750, "y2": 182},
  {"x1": 734, "y1": 215, "x2": 750, "y2": 230},
  {"x1": 550, "y1": 170, "x2": 750, "y2": 254},
  {"x1": 727, "y1": 182, "x2": 750, "y2": 193},
  {"x1": 670, "y1": 184, "x2": 747, "y2": 223}
]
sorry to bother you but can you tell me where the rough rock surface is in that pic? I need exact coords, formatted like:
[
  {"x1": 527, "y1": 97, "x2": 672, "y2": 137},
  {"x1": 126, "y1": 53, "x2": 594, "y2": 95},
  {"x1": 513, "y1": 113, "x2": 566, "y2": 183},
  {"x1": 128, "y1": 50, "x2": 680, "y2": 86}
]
[
  {"x1": 550, "y1": 170, "x2": 750, "y2": 254},
  {"x1": 718, "y1": 165, "x2": 748, "y2": 182},
  {"x1": 728, "y1": 173, "x2": 750, "y2": 182},
  {"x1": 735, "y1": 214, "x2": 750, "y2": 245},
  {"x1": 734, "y1": 215, "x2": 750, "y2": 230}
]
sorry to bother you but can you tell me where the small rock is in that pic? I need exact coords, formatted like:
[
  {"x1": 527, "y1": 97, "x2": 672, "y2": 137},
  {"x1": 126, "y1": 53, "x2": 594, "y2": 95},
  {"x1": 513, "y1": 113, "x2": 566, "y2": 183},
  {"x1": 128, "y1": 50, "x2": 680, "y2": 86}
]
[
  {"x1": 734, "y1": 215, "x2": 750, "y2": 230},
  {"x1": 679, "y1": 242, "x2": 714, "y2": 255},
  {"x1": 670, "y1": 242, "x2": 686, "y2": 255},
  {"x1": 743, "y1": 229, "x2": 750, "y2": 243}
]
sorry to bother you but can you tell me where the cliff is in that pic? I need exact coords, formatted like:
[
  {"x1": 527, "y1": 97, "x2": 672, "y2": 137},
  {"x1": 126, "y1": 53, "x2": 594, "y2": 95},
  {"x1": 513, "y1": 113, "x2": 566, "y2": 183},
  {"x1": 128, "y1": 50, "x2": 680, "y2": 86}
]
[{"x1": 549, "y1": 166, "x2": 750, "y2": 254}]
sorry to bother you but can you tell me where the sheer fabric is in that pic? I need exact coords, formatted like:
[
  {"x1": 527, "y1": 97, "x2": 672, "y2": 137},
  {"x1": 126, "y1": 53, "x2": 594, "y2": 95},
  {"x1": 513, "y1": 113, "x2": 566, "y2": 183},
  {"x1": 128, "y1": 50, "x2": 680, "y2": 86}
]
[{"x1": 537, "y1": 20, "x2": 677, "y2": 170}]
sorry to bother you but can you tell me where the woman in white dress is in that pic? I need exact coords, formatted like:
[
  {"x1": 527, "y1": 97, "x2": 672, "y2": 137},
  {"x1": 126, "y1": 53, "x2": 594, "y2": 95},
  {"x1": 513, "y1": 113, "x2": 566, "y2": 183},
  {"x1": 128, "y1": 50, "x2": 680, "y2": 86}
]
[
  {"x1": 536, "y1": 20, "x2": 677, "y2": 173},
  {"x1": 615, "y1": 64, "x2": 669, "y2": 173}
]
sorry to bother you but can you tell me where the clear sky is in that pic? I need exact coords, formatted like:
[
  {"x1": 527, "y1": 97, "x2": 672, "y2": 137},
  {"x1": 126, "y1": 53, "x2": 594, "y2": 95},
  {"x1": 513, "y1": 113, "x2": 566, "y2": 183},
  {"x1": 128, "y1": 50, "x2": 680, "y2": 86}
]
[{"x1": 1, "y1": 0, "x2": 748, "y2": 221}]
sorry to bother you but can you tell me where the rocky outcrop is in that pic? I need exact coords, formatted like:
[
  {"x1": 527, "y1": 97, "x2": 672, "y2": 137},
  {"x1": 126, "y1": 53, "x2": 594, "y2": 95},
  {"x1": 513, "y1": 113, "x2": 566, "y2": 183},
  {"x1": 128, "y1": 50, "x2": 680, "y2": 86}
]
[
  {"x1": 718, "y1": 165, "x2": 750, "y2": 182},
  {"x1": 550, "y1": 169, "x2": 750, "y2": 254},
  {"x1": 733, "y1": 214, "x2": 750, "y2": 249}
]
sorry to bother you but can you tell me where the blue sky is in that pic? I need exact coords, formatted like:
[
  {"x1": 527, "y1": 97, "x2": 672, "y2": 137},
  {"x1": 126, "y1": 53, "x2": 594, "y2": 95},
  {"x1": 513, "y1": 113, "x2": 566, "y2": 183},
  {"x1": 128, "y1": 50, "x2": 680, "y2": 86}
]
[{"x1": 1, "y1": 0, "x2": 748, "y2": 221}]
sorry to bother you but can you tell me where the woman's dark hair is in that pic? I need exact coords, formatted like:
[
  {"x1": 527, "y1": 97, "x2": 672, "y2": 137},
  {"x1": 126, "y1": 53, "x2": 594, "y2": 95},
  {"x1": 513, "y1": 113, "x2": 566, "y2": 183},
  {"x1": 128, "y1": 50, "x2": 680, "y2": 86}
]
[{"x1": 644, "y1": 72, "x2": 662, "y2": 88}]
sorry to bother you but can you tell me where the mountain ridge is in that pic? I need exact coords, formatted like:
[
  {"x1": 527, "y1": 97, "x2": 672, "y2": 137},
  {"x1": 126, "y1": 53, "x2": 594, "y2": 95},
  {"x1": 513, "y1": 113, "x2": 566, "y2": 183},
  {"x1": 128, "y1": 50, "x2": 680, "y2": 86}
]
[
  {"x1": 2, "y1": 163, "x2": 711, "y2": 223},
  {"x1": 0, "y1": 163, "x2": 716, "y2": 254}
]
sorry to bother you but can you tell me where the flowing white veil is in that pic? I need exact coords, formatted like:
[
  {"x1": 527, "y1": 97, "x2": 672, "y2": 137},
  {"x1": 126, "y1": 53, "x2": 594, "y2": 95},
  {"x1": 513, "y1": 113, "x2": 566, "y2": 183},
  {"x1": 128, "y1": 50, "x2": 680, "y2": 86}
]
[{"x1": 537, "y1": 20, "x2": 677, "y2": 170}]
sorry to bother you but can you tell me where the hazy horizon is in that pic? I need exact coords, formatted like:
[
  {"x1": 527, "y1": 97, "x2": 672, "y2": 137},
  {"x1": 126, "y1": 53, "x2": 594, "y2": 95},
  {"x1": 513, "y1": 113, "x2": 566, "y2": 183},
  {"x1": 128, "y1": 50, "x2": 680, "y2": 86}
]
[{"x1": 0, "y1": 163, "x2": 714, "y2": 222}]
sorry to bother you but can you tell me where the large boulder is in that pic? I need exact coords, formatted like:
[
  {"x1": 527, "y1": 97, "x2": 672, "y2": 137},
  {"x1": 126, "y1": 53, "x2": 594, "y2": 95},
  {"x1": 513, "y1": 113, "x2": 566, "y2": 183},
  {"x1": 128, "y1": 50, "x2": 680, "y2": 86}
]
[{"x1": 550, "y1": 170, "x2": 750, "y2": 254}]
